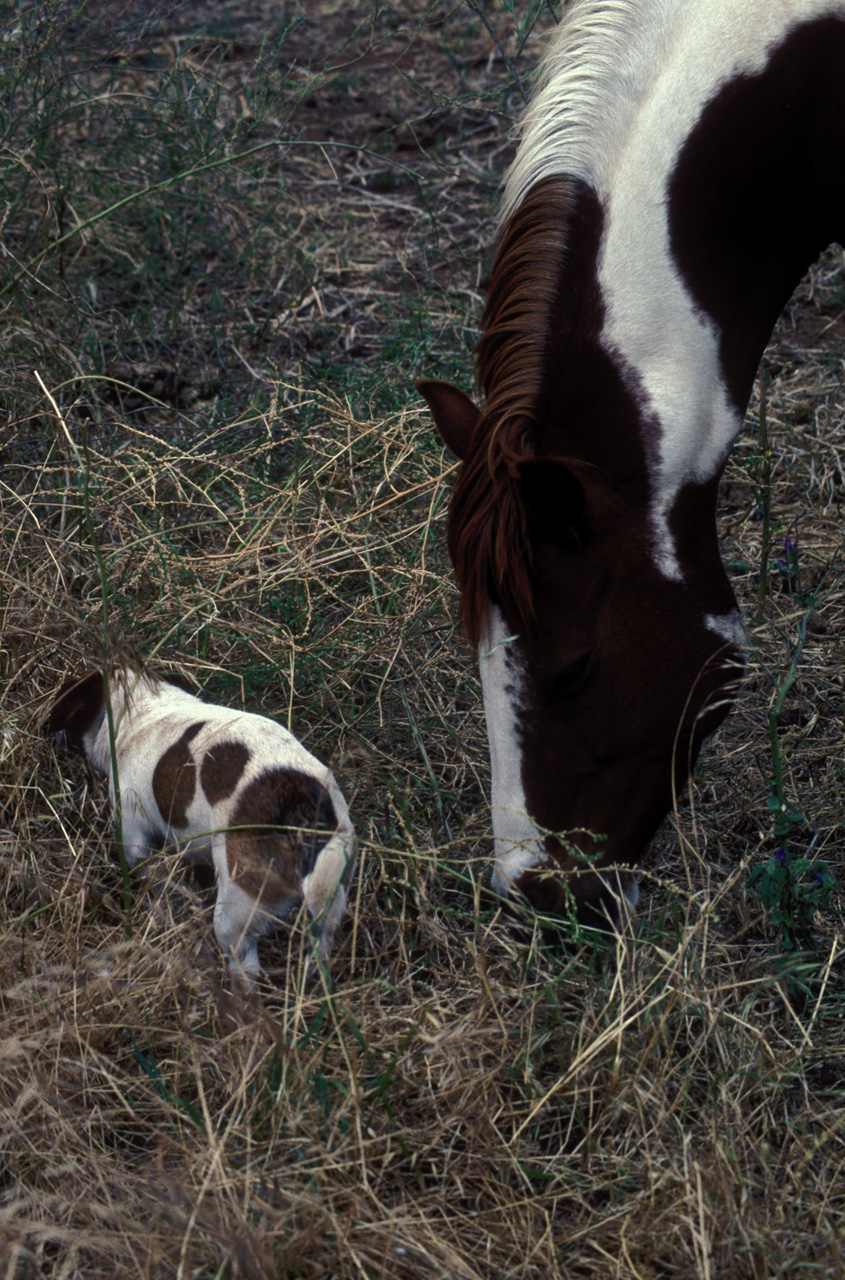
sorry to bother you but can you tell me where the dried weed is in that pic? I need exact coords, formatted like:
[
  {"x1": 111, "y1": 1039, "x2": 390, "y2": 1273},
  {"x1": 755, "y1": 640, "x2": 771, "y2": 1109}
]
[{"x1": 1, "y1": 3, "x2": 843, "y2": 1278}]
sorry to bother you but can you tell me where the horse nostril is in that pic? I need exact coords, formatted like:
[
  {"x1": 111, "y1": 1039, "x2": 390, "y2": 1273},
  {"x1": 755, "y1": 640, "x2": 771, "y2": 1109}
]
[{"x1": 576, "y1": 871, "x2": 637, "y2": 933}]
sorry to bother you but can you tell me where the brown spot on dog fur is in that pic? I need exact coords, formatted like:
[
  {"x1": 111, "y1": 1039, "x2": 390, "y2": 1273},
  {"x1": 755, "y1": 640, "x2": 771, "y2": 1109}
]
[
  {"x1": 152, "y1": 721, "x2": 205, "y2": 827},
  {"x1": 48, "y1": 672, "x2": 106, "y2": 750},
  {"x1": 226, "y1": 767, "x2": 337, "y2": 904},
  {"x1": 200, "y1": 741, "x2": 252, "y2": 805}
]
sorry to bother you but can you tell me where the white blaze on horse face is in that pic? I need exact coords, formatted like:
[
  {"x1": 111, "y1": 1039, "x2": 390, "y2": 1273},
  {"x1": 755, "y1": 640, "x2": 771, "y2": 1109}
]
[
  {"x1": 478, "y1": 605, "x2": 547, "y2": 896},
  {"x1": 503, "y1": 0, "x2": 842, "y2": 579}
]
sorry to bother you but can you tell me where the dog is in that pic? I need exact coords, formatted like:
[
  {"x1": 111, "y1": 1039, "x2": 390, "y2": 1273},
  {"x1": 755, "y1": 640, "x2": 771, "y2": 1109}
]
[{"x1": 49, "y1": 664, "x2": 356, "y2": 980}]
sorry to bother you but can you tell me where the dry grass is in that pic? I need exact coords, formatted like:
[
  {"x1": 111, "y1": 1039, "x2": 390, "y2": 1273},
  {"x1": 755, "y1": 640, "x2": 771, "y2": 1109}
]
[{"x1": 1, "y1": 3, "x2": 844, "y2": 1277}]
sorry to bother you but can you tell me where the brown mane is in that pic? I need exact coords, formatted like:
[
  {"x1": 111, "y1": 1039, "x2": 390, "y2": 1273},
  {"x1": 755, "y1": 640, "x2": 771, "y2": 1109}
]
[{"x1": 447, "y1": 175, "x2": 579, "y2": 647}]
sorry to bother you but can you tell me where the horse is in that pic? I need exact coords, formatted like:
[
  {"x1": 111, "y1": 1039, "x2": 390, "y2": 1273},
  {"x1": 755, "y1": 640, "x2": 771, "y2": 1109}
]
[{"x1": 418, "y1": 0, "x2": 845, "y2": 931}]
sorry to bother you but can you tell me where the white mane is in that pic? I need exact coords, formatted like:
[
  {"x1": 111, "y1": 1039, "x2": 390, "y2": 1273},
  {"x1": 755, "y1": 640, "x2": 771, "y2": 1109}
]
[
  {"x1": 503, "y1": 0, "x2": 843, "y2": 225},
  {"x1": 502, "y1": 0, "x2": 681, "y2": 223}
]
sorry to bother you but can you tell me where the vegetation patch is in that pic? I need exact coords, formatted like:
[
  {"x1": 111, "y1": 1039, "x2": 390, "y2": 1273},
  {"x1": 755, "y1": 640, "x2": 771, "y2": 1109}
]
[{"x1": 1, "y1": 3, "x2": 843, "y2": 1277}]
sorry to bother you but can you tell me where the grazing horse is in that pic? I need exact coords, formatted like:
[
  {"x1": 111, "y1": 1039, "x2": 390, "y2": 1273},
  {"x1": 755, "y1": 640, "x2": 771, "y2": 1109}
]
[{"x1": 419, "y1": 0, "x2": 845, "y2": 929}]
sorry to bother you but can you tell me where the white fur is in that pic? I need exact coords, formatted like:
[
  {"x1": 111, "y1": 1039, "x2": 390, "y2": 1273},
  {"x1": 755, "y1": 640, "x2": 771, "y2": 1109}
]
[
  {"x1": 705, "y1": 608, "x2": 746, "y2": 652},
  {"x1": 505, "y1": 0, "x2": 845, "y2": 578},
  {"x1": 478, "y1": 607, "x2": 547, "y2": 896},
  {"x1": 76, "y1": 671, "x2": 355, "y2": 980},
  {"x1": 479, "y1": 612, "x2": 641, "y2": 921}
]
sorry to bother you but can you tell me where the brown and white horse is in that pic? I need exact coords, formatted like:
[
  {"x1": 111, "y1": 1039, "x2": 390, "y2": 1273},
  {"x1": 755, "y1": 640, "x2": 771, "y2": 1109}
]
[{"x1": 419, "y1": 0, "x2": 845, "y2": 930}]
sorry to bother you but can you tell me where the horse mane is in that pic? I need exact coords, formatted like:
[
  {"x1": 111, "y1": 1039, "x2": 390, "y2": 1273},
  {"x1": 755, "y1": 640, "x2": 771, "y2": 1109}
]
[{"x1": 448, "y1": 174, "x2": 579, "y2": 648}]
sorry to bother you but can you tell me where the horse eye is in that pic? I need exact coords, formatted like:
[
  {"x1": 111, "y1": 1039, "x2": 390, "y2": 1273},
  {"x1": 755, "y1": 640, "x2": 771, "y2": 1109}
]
[{"x1": 541, "y1": 652, "x2": 592, "y2": 701}]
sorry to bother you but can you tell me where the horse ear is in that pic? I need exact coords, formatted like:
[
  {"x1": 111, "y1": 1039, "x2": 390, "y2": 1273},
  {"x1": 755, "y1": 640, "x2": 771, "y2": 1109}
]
[
  {"x1": 416, "y1": 379, "x2": 480, "y2": 460},
  {"x1": 519, "y1": 457, "x2": 626, "y2": 544}
]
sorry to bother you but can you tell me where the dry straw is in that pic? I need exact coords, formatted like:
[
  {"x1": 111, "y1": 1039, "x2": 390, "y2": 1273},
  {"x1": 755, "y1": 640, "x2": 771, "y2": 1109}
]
[{"x1": 1, "y1": 3, "x2": 843, "y2": 1277}]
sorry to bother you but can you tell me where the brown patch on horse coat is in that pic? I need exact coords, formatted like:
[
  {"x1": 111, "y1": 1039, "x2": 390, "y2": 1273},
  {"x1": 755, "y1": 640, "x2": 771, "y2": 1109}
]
[
  {"x1": 668, "y1": 15, "x2": 845, "y2": 417},
  {"x1": 515, "y1": 863, "x2": 636, "y2": 934},
  {"x1": 200, "y1": 741, "x2": 252, "y2": 805},
  {"x1": 152, "y1": 721, "x2": 205, "y2": 827},
  {"x1": 226, "y1": 767, "x2": 337, "y2": 905}
]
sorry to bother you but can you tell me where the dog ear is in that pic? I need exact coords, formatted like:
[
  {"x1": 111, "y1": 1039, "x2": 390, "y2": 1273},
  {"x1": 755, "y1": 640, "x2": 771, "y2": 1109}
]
[
  {"x1": 48, "y1": 671, "x2": 105, "y2": 750},
  {"x1": 416, "y1": 379, "x2": 480, "y2": 460}
]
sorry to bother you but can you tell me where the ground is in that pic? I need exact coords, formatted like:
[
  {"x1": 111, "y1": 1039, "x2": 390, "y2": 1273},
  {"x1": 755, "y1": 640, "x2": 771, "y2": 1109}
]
[{"x1": 1, "y1": 3, "x2": 844, "y2": 1278}]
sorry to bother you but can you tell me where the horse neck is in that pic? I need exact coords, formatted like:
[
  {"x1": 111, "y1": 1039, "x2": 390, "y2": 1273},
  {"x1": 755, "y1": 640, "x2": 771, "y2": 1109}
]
[
  {"x1": 508, "y1": 2, "x2": 845, "y2": 504},
  {"x1": 603, "y1": 8, "x2": 845, "y2": 515},
  {"x1": 666, "y1": 13, "x2": 845, "y2": 416}
]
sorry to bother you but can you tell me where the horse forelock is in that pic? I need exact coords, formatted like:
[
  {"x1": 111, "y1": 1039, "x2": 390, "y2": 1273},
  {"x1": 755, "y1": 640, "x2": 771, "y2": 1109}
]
[{"x1": 448, "y1": 176, "x2": 580, "y2": 648}]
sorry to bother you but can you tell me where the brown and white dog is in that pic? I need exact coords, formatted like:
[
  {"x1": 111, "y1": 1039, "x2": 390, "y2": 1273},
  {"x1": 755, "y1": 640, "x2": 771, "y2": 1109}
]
[{"x1": 49, "y1": 665, "x2": 356, "y2": 980}]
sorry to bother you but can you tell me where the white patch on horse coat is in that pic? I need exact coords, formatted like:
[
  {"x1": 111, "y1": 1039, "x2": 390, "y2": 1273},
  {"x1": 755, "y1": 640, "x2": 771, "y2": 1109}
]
[
  {"x1": 705, "y1": 608, "x2": 746, "y2": 653},
  {"x1": 478, "y1": 607, "x2": 547, "y2": 895},
  {"x1": 504, "y1": 0, "x2": 845, "y2": 578}
]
